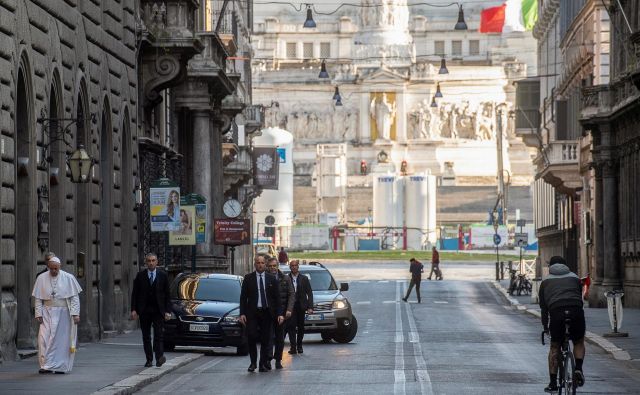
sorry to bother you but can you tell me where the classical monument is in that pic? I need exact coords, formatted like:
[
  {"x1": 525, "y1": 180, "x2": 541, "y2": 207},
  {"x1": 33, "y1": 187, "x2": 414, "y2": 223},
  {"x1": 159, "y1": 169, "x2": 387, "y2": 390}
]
[{"x1": 252, "y1": 0, "x2": 538, "y2": 223}]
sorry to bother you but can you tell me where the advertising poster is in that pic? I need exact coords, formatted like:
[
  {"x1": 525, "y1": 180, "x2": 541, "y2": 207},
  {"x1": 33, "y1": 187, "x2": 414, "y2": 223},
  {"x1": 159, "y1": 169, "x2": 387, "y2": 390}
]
[
  {"x1": 150, "y1": 179, "x2": 180, "y2": 231},
  {"x1": 252, "y1": 147, "x2": 279, "y2": 190},
  {"x1": 195, "y1": 203, "x2": 207, "y2": 244},
  {"x1": 169, "y1": 205, "x2": 196, "y2": 245},
  {"x1": 214, "y1": 219, "x2": 251, "y2": 246}
]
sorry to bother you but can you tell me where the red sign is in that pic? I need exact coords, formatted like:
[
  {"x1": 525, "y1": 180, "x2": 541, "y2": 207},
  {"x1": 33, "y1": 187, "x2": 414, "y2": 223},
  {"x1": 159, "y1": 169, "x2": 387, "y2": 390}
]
[{"x1": 214, "y1": 219, "x2": 250, "y2": 246}]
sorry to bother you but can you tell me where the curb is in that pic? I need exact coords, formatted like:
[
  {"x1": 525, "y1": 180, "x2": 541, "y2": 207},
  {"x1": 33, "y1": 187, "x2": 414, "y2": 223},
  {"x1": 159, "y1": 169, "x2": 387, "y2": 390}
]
[
  {"x1": 91, "y1": 353, "x2": 204, "y2": 395},
  {"x1": 489, "y1": 281, "x2": 631, "y2": 361}
]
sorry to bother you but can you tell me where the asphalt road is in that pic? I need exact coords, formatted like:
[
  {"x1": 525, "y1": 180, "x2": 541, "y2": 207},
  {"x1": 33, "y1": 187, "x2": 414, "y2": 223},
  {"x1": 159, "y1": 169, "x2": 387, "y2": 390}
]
[{"x1": 138, "y1": 261, "x2": 640, "y2": 394}]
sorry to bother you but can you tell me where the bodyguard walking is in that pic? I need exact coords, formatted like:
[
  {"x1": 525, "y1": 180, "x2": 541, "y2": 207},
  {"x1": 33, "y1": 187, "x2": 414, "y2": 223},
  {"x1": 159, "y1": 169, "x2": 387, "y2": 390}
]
[
  {"x1": 288, "y1": 260, "x2": 314, "y2": 354},
  {"x1": 266, "y1": 257, "x2": 295, "y2": 369},
  {"x1": 239, "y1": 255, "x2": 283, "y2": 372},
  {"x1": 130, "y1": 253, "x2": 172, "y2": 367},
  {"x1": 403, "y1": 258, "x2": 424, "y2": 303}
]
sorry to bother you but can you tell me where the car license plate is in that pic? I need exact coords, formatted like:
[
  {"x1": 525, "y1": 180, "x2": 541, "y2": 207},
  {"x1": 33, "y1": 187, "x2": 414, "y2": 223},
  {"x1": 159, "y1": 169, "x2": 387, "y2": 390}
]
[
  {"x1": 189, "y1": 324, "x2": 209, "y2": 332},
  {"x1": 305, "y1": 314, "x2": 324, "y2": 321}
]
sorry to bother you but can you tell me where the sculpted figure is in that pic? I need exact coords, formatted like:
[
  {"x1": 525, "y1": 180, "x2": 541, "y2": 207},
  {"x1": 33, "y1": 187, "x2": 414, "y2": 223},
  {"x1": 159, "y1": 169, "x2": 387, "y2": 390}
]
[
  {"x1": 370, "y1": 94, "x2": 396, "y2": 140},
  {"x1": 476, "y1": 102, "x2": 495, "y2": 140},
  {"x1": 456, "y1": 102, "x2": 476, "y2": 139},
  {"x1": 429, "y1": 106, "x2": 442, "y2": 139}
]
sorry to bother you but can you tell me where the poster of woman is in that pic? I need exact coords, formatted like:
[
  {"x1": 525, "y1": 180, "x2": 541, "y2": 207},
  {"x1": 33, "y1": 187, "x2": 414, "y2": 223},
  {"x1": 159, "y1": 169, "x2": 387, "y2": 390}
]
[
  {"x1": 150, "y1": 183, "x2": 181, "y2": 231},
  {"x1": 169, "y1": 205, "x2": 196, "y2": 245}
]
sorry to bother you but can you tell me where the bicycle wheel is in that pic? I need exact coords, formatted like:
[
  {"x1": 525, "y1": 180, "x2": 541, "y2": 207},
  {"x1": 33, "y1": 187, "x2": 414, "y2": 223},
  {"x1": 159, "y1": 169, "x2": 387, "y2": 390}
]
[{"x1": 564, "y1": 351, "x2": 576, "y2": 395}]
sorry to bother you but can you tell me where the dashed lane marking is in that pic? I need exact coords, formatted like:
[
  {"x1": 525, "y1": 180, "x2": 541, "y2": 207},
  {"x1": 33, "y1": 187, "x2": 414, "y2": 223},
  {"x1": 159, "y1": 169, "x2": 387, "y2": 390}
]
[
  {"x1": 433, "y1": 301, "x2": 449, "y2": 304},
  {"x1": 394, "y1": 281, "x2": 405, "y2": 395},
  {"x1": 356, "y1": 301, "x2": 372, "y2": 305}
]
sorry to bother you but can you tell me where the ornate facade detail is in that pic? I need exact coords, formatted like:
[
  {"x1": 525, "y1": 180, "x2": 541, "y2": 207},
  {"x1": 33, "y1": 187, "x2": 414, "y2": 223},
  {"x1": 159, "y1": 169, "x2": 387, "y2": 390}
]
[{"x1": 141, "y1": 54, "x2": 185, "y2": 108}]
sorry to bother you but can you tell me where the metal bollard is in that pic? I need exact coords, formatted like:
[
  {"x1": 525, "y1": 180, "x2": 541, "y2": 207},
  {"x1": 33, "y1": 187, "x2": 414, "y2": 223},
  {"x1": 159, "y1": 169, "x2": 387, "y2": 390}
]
[
  {"x1": 500, "y1": 261, "x2": 505, "y2": 280},
  {"x1": 495, "y1": 261, "x2": 500, "y2": 281}
]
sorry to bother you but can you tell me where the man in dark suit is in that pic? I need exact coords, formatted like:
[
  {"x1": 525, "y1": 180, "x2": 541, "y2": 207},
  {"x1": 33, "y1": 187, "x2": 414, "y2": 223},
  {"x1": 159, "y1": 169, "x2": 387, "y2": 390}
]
[
  {"x1": 239, "y1": 255, "x2": 283, "y2": 372},
  {"x1": 130, "y1": 253, "x2": 171, "y2": 367},
  {"x1": 287, "y1": 259, "x2": 314, "y2": 354}
]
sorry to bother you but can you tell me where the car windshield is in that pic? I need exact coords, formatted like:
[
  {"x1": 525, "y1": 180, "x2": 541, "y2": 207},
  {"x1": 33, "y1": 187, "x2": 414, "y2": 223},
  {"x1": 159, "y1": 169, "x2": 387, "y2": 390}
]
[
  {"x1": 172, "y1": 277, "x2": 240, "y2": 302},
  {"x1": 300, "y1": 270, "x2": 337, "y2": 291}
]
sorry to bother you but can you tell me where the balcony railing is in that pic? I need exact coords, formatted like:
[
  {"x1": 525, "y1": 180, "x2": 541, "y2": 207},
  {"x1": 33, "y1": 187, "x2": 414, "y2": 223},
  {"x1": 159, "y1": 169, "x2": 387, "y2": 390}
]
[
  {"x1": 205, "y1": 0, "x2": 237, "y2": 55},
  {"x1": 243, "y1": 105, "x2": 264, "y2": 133},
  {"x1": 545, "y1": 141, "x2": 579, "y2": 164}
]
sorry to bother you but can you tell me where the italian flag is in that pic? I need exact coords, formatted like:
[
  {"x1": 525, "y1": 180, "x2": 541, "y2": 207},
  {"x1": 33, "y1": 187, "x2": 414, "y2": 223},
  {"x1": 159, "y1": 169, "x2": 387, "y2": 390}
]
[{"x1": 479, "y1": 0, "x2": 538, "y2": 33}]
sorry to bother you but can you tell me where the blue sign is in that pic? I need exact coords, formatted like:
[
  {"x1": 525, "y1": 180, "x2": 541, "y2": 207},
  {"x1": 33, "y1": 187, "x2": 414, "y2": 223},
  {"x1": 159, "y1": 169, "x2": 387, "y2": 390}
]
[
  {"x1": 277, "y1": 148, "x2": 286, "y2": 163},
  {"x1": 493, "y1": 234, "x2": 501, "y2": 246}
]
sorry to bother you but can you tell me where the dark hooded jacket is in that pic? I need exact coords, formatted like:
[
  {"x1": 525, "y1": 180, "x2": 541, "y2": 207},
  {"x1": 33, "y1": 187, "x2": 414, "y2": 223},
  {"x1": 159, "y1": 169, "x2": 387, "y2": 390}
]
[{"x1": 539, "y1": 263, "x2": 583, "y2": 327}]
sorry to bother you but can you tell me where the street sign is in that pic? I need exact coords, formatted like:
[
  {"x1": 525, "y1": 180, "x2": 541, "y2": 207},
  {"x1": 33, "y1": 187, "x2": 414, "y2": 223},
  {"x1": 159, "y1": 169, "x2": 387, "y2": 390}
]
[
  {"x1": 516, "y1": 219, "x2": 526, "y2": 228},
  {"x1": 493, "y1": 234, "x2": 501, "y2": 246},
  {"x1": 265, "y1": 215, "x2": 276, "y2": 225},
  {"x1": 515, "y1": 233, "x2": 529, "y2": 247},
  {"x1": 213, "y1": 219, "x2": 251, "y2": 246}
]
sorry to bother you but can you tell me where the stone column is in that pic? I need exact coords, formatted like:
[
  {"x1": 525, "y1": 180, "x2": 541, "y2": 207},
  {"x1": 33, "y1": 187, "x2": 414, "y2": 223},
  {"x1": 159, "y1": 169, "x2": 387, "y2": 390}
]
[
  {"x1": 600, "y1": 124, "x2": 621, "y2": 289},
  {"x1": 192, "y1": 110, "x2": 213, "y2": 255},
  {"x1": 360, "y1": 93, "x2": 371, "y2": 142},
  {"x1": 209, "y1": 112, "x2": 231, "y2": 257},
  {"x1": 395, "y1": 91, "x2": 407, "y2": 143},
  {"x1": 593, "y1": 165, "x2": 604, "y2": 286}
]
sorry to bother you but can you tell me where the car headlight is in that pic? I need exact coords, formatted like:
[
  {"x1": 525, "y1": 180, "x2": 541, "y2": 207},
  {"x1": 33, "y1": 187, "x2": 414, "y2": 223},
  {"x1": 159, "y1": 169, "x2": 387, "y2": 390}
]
[
  {"x1": 223, "y1": 314, "x2": 240, "y2": 323},
  {"x1": 332, "y1": 300, "x2": 347, "y2": 309},
  {"x1": 168, "y1": 312, "x2": 177, "y2": 320}
]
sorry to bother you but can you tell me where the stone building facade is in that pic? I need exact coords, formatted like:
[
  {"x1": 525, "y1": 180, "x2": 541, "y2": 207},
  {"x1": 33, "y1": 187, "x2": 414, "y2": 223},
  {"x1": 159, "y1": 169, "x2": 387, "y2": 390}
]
[
  {"x1": 0, "y1": 0, "x2": 260, "y2": 360},
  {"x1": 0, "y1": 0, "x2": 139, "y2": 359},
  {"x1": 581, "y1": 1, "x2": 640, "y2": 307},
  {"x1": 523, "y1": 0, "x2": 609, "y2": 281}
]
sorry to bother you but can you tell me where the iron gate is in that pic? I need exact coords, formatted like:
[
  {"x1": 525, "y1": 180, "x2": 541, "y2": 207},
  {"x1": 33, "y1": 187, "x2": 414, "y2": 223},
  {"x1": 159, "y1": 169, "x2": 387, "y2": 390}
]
[{"x1": 137, "y1": 138, "x2": 186, "y2": 269}]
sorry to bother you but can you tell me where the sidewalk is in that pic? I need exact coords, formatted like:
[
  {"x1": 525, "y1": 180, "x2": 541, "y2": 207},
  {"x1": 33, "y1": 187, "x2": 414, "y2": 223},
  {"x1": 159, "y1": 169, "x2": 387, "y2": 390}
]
[
  {"x1": 493, "y1": 279, "x2": 640, "y2": 369},
  {"x1": 0, "y1": 331, "x2": 203, "y2": 395}
]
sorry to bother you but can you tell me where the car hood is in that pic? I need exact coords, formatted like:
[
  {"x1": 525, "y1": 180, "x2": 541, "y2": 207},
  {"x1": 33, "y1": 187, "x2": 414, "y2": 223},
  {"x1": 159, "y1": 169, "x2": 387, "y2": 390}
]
[
  {"x1": 312, "y1": 290, "x2": 341, "y2": 302},
  {"x1": 172, "y1": 299, "x2": 239, "y2": 317}
]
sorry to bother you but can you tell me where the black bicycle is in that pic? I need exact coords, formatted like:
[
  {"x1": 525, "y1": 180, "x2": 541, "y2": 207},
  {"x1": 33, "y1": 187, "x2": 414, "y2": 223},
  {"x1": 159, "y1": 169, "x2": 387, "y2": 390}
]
[
  {"x1": 542, "y1": 311, "x2": 577, "y2": 394},
  {"x1": 509, "y1": 270, "x2": 532, "y2": 296}
]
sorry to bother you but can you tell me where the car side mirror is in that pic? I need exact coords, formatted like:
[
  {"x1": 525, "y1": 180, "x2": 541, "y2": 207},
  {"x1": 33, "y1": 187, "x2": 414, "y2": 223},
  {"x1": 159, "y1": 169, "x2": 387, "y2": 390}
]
[{"x1": 340, "y1": 282, "x2": 349, "y2": 292}]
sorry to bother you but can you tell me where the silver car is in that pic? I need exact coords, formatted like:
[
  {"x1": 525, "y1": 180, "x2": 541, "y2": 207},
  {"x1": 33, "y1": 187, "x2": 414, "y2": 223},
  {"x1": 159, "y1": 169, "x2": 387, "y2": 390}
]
[{"x1": 281, "y1": 262, "x2": 357, "y2": 343}]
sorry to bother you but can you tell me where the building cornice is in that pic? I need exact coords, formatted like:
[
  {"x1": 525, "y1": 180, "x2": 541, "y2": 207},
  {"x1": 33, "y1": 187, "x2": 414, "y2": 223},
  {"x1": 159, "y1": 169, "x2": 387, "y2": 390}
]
[{"x1": 532, "y1": 0, "x2": 560, "y2": 40}]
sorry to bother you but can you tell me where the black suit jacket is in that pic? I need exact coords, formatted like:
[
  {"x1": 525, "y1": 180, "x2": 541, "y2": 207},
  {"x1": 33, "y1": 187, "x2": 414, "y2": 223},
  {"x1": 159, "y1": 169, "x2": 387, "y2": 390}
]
[
  {"x1": 131, "y1": 268, "x2": 171, "y2": 315},
  {"x1": 240, "y1": 271, "x2": 283, "y2": 318},
  {"x1": 290, "y1": 273, "x2": 314, "y2": 311}
]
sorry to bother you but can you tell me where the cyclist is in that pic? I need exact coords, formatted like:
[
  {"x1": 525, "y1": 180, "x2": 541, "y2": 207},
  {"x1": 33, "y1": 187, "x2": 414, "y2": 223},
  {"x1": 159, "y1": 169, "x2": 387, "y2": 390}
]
[{"x1": 539, "y1": 256, "x2": 586, "y2": 393}]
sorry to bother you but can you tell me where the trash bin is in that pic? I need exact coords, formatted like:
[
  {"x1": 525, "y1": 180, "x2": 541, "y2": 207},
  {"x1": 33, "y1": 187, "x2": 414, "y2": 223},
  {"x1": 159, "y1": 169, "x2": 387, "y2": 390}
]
[
  {"x1": 604, "y1": 290, "x2": 628, "y2": 337},
  {"x1": 531, "y1": 278, "x2": 542, "y2": 303}
]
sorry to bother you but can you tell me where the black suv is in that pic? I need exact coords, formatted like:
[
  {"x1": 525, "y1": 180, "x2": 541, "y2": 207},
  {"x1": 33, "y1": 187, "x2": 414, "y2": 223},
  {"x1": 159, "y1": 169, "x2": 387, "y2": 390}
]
[{"x1": 281, "y1": 262, "x2": 357, "y2": 343}]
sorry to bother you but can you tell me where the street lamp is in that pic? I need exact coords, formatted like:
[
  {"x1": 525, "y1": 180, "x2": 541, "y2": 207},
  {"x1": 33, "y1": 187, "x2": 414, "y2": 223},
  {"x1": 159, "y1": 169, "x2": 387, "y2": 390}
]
[
  {"x1": 318, "y1": 59, "x2": 329, "y2": 78},
  {"x1": 303, "y1": 5, "x2": 316, "y2": 28},
  {"x1": 68, "y1": 145, "x2": 95, "y2": 183},
  {"x1": 439, "y1": 58, "x2": 449, "y2": 74}
]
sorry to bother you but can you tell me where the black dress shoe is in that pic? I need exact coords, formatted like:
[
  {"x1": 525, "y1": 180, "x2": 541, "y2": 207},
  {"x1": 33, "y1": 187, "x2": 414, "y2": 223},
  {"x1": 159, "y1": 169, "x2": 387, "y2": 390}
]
[
  {"x1": 248, "y1": 363, "x2": 257, "y2": 372},
  {"x1": 264, "y1": 360, "x2": 272, "y2": 370},
  {"x1": 38, "y1": 369, "x2": 53, "y2": 374},
  {"x1": 297, "y1": 346, "x2": 303, "y2": 354},
  {"x1": 156, "y1": 355, "x2": 166, "y2": 367},
  {"x1": 258, "y1": 366, "x2": 268, "y2": 372},
  {"x1": 54, "y1": 371, "x2": 65, "y2": 374},
  {"x1": 144, "y1": 360, "x2": 153, "y2": 367},
  {"x1": 275, "y1": 360, "x2": 283, "y2": 369},
  {"x1": 288, "y1": 348, "x2": 297, "y2": 355}
]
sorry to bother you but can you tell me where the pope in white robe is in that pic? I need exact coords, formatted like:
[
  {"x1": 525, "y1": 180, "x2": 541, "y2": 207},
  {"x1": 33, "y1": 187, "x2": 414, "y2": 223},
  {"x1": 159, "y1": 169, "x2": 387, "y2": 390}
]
[{"x1": 32, "y1": 256, "x2": 82, "y2": 373}]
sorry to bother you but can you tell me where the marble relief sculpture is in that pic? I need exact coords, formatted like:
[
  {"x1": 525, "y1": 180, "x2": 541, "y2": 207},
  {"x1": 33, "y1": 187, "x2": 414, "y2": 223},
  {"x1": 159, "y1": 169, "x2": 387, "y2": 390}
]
[{"x1": 264, "y1": 105, "x2": 360, "y2": 142}]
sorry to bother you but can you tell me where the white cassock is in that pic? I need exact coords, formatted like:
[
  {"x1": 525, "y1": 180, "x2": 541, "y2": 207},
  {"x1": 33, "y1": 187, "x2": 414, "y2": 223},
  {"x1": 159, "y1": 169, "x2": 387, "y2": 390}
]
[{"x1": 32, "y1": 270, "x2": 82, "y2": 373}]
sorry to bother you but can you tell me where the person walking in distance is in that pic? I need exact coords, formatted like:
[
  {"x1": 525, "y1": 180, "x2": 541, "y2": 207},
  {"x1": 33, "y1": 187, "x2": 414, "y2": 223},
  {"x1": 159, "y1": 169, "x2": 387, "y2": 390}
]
[
  {"x1": 130, "y1": 253, "x2": 172, "y2": 367},
  {"x1": 428, "y1": 246, "x2": 443, "y2": 280},
  {"x1": 403, "y1": 258, "x2": 424, "y2": 303},
  {"x1": 32, "y1": 256, "x2": 82, "y2": 374},
  {"x1": 266, "y1": 257, "x2": 295, "y2": 369},
  {"x1": 288, "y1": 260, "x2": 313, "y2": 354},
  {"x1": 239, "y1": 255, "x2": 284, "y2": 372},
  {"x1": 278, "y1": 247, "x2": 289, "y2": 264}
]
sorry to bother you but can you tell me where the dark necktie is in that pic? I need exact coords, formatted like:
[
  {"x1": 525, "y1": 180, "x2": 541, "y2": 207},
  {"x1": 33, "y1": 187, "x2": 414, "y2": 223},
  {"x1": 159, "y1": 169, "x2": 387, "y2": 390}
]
[
  {"x1": 149, "y1": 271, "x2": 154, "y2": 284},
  {"x1": 259, "y1": 274, "x2": 268, "y2": 308}
]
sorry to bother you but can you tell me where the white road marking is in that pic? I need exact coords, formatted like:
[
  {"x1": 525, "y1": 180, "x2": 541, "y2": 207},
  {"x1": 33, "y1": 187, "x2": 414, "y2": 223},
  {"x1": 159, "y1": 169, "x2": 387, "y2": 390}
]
[
  {"x1": 433, "y1": 301, "x2": 449, "y2": 304},
  {"x1": 378, "y1": 280, "x2": 390, "y2": 283},
  {"x1": 158, "y1": 356, "x2": 226, "y2": 393},
  {"x1": 394, "y1": 280, "x2": 405, "y2": 395},
  {"x1": 356, "y1": 301, "x2": 372, "y2": 305},
  {"x1": 358, "y1": 281, "x2": 370, "y2": 284},
  {"x1": 404, "y1": 297, "x2": 434, "y2": 395},
  {"x1": 383, "y1": 300, "x2": 398, "y2": 304}
]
